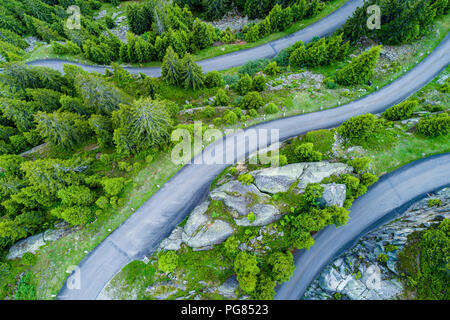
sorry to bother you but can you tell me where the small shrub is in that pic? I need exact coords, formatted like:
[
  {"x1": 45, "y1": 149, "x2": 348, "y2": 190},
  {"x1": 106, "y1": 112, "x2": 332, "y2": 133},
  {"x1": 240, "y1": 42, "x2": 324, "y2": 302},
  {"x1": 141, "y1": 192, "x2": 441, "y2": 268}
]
[
  {"x1": 337, "y1": 114, "x2": 378, "y2": 144},
  {"x1": 95, "y1": 196, "x2": 109, "y2": 209},
  {"x1": 238, "y1": 173, "x2": 254, "y2": 185},
  {"x1": 202, "y1": 106, "x2": 216, "y2": 118},
  {"x1": 236, "y1": 74, "x2": 253, "y2": 95},
  {"x1": 428, "y1": 198, "x2": 442, "y2": 207},
  {"x1": 377, "y1": 253, "x2": 388, "y2": 264},
  {"x1": 416, "y1": 113, "x2": 450, "y2": 137},
  {"x1": 223, "y1": 110, "x2": 238, "y2": 125},
  {"x1": 264, "y1": 61, "x2": 281, "y2": 76},
  {"x1": 348, "y1": 157, "x2": 372, "y2": 174},
  {"x1": 204, "y1": 71, "x2": 224, "y2": 88},
  {"x1": 265, "y1": 103, "x2": 279, "y2": 114},
  {"x1": 21, "y1": 252, "x2": 36, "y2": 266},
  {"x1": 102, "y1": 177, "x2": 126, "y2": 196},
  {"x1": 213, "y1": 88, "x2": 230, "y2": 106},
  {"x1": 240, "y1": 92, "x2": 264, "y2": 110},
  {"x1": 294, "y1": 143, "x2": 322, "y2": 162},
  {"x1": 158, "y1": 251, "x2": 179, "y2": 273},
  {"x1": 252, "y1": 75, "x2": 266, "y2": 92},
  {"x1": 248, "y1": 212, "x2": 256, "y2": 222},
  {"x1": 383, "y1": 100, "x2": 419, "y2": 121}
]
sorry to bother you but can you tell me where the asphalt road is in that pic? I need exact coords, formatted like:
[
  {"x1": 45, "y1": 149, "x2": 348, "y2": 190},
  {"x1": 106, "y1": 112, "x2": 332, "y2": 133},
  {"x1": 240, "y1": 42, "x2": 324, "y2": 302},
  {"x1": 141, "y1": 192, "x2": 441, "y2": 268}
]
[
  {"x1": 275, "y1": 153, "x2": 450, "y2": 300},
  {"x1": 56, "y1": 33, "x2": 450, "y2": 300},
  {"x1": 26, "y1": 0, "x2": 364, "y2": 77}
]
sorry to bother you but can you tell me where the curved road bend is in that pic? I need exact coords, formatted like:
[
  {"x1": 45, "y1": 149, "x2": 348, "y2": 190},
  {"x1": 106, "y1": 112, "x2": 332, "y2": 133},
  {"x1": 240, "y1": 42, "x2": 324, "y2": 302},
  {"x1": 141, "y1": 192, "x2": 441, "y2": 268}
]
[
  {"x1": 57, "y1": 34, "x2": 450, "y2": 300},
  {"x1": 276, "y1": 153, "x2": 450, "y2": 300},
  {"x1": 27, "y1": 0, "x2": 364, "y2": 77}
]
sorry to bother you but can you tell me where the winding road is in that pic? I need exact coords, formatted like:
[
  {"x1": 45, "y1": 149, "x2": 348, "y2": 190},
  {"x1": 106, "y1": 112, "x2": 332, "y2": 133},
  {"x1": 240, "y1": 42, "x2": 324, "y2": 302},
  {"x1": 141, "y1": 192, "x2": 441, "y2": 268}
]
[
  {"x1": 275, "y1": 153, "x2": 450, "y2": 300},
  {"x1": 26, "y1": 0, "x2": 364, "y2": 77},
  {"x1": 54, "y1": 31, "x2": 450, "y2": 299}
]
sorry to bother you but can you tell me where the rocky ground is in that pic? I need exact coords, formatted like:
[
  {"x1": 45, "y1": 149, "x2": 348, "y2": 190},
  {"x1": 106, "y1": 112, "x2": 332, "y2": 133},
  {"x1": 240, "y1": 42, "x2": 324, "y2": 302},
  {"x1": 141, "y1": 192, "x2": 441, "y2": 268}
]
[
  {"x1": 303, "y1": 187, "x2": 450, "y2": 300},
  {"x1": 204, "y1": 8, "x2": 260, "y2": 32}
]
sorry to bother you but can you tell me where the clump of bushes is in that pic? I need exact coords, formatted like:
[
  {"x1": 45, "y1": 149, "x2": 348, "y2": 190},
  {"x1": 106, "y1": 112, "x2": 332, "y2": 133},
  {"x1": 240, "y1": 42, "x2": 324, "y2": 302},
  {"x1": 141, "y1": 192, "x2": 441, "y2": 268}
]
[
  {"x1": 383, "y1": 100, "x2": 419, "y2": 121},
  {"x1": 337, "y1": 114, "x2": 378, "y2": 144},
  {"x1": 240, "y1": 92, "x2": 264, "y2": 110},
  {"x1": 416, "y1": 113, "x2": 449, "y2": 137}
]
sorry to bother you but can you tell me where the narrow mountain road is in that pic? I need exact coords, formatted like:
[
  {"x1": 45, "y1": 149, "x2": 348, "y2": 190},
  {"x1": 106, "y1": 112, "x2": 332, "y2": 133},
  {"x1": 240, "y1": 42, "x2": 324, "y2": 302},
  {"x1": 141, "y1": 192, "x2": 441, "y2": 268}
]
[
  {"x1": 57, "y1": 34, "x2": 450, "y2": 300},
  {"x1": 275, "y1": 153, "x2": 450, "y2": 300},
  {"x1": 26, "y1": 0, "x2": 364, "y2": 77}
]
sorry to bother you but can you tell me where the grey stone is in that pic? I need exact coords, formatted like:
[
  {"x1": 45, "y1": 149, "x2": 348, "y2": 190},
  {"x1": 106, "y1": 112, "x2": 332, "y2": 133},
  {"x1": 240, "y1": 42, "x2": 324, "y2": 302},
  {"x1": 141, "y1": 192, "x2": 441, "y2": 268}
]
[
  {"x1": 235, "y1": 204, "x2": 281, "y2": 227},
  {"x1": 210, "y1": 181, "x2": 269, "y2": 216},
  {"x1": 251, "y1": 163, "x2": 307, "y2": 194},
  {"x1": 182, "y1": 220, "x2": 234, "y2": 249},
  {"x1": 217, "y1": 276, "x2": 239, "y2": 299},
  {"x1": 318, "y1": 183, "x2": 347, "y2": 208},
  {"x1": 342, "y1": 279, "x2": 367, "y2": 300},
  {"x1": 296, "y1": 162, "x2": 353, "y2": 190},
  {"x1": 182, "y1": 201, "x2": 210, "y2": 237},
  {"x1": 159, "y1": 227, "x2": 183, "y2": 251}
]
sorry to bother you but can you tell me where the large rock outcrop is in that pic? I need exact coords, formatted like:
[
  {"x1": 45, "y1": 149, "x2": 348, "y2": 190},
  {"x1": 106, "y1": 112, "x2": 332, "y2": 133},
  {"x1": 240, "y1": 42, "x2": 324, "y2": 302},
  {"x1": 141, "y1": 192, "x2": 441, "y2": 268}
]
[
  {"x1": 181, "y1": 201, "x2": 234, "y2": 249},
  {"x1": 318, "y1": 183, "x2": 347, "y2": 208},
  {"x1": 250, "y1": 162, "x2": 353, "y2": 194}
]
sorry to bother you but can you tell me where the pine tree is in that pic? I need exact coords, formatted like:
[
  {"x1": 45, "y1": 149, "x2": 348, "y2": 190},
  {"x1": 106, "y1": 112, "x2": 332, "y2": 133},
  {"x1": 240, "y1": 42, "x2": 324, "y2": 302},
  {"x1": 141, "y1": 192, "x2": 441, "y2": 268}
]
[
  {"x1": 336, "y1": 45, "x2": 382, "y2": 86},
  {"x1": 180, "y1": 53, "x2": 204, "y2": 90},
  {"x1": 161, "y1": 46, "x2": 182, "y2": 85}
]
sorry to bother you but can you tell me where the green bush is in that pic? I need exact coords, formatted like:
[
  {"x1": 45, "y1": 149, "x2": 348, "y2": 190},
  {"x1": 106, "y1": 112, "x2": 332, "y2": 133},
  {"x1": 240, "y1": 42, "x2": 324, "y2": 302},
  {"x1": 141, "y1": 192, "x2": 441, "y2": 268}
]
[
  {"x1": 336, "y1": 46, "x2": 381, "y2": 86},
  {"x1": 238, "y1": 59, "x2": 270, "y2": 77},
  {"x1": 383, "y1": 100, "x2": 419, "y2": 121},
  {"x1": 301, "y1": 129, "x2": 334, "y2": 156},
  {"x1": 204, "y1": 71, "x2": 224, "y2": 88},
  {"x1": 294, "y1": 143, "x2": 322, "y2": 162},
  {"x1": 102, "y1": 177, "x2": 126, "y2": 196},
  {"x1": 158, "y1": 251, "x2": 179, "y2": 273},
  {"x1": 252, "y1": 75, "x2": 266, "y2": 92},
  {"x1": 236, "y1": 74, "x2": 253, "y2": 95},
  {"x1": 213, "y1": 88, "x2": 230, "y2": 106},
  {"x1": 265, "y1": 103, "x2": 279, "y2": 114},
  {"x1": 21, "y1": 252, "x2": 36, "y2": 266},
  {"x1": 428, "y1": 198, "x2": 442, "y2": 207},
  {"x1": 240, "y1": 92, "x2": 264, "y2": 110},
  {"x1": 264, "y1": 61, "x2": 281, "y2": 76},
  {"x1": 337, "y1": 114, "x2": 378, "y2": 144},
  {"x1": 377, "y1": 253, "x2": 388, "y2": 264},
  {"x1": 238, "y1": 173, "x2": 254, "y2": 185},
  {"x1": 234, "y1": 251, "x2": 260, "y2": 293},
  {"x1": 348, "y1": 157, "x2": 372, "y2": 174},
  {"x1": 223, "y1": 110, "x2": 238, "y2": 125},
  {"x1": 249, "y1": 109, "x2": 259, "y2": 117},
  {"x1": 202, "y1": 106, "x2": 216, "y2": 118},
  {"x1": 416, "y1": 113, "x2": 450, "y2": 137},
  {"x1": 303, "y1": 183, "x2": 324, "y2": 207},
  {"x1": 95, "y1": 196, "x2": 109, "y2": 209},
  {"x1": 57, "y1": 185, "x2": 94, "y2": 206}
]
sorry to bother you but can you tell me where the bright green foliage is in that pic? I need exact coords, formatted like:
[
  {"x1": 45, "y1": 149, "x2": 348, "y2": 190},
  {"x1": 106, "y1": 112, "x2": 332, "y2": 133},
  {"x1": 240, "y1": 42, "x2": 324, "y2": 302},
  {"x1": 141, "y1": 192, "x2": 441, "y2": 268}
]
[
  {"x1": 303, "y1": 183, "x2": 324, "y2": 207},
  {"x1": 0, "y1": 219, "x2": 27, "y2": 244},
  {"x1": 51, "y1": 41, "x2": 81, "y2": 55},
  {"x1": 102, "y1": 177, "x2": 126, "y2": 197},
  {"x1": 126, "y1": 2, "x2": 153, "y2": 34},
  {"x1": 57, "y1": 185, "x2": 94, "y2": 206},
  {"x1": 252, "y1": 275, "x2": 276, "y2": 300},
  {"x1": 161, "y1": 46, "x2": 183, "y2": 86},
  {"x1": 223, "y1": 235, "x2": 239, "y2": 259},
  {"x1": 398, "y1": 219, "x2": 450, "y2": 299},
  {"x1": 52, "y1": 205, "x2": 92, "y2": 225},
  {"x1": 89, "y1": 115, "x2": 113, "y2": 149},
  {"x1": 336, "y1": 46, "x2": 381, "y2": 86},
  {"x1": 294, "y1": 143, "x2": 322, "y2": 162},
  {"x1": 75, "y1": 73, "x2": 126, "y2": 115},
  {"x1": 265, "y1": 103, "x2": 279, "y2": 114},
  {"x1": 238, "y1": 59, "x2": 270, "y2": 77},
  {"x1": 60, "y1": 95, "x2": 88, "y2": 116},
  {"x1": 236, "y1": 74, "x2": 253, "y2": 95},
  {"x1": 14, "y1": 272, "x2": 36, "y2": 300},
  {"x1": 0, "y1": 98, "x2": 36, "y2": 132},
  {"x1": 416, "y1": 113, "x2": 450, "y2": 137},
  {"x1": 22, "y1": 252, "x2": 36, "y2": 266},
  {"x1": 112, "y1": 98, "x2": 173, "y2": 154},
  {"x1": 234, "y1": 251, "x2": 260, "y2": 293},
  {"x1": 202, "y1": 106, "x2": 216, "y2": 118},
  {"x1": 247, "y1": 212, "x2": 256, "y2": 222},
  {"x1": 238, "y1": 173, "x2": 254, "y2": 185},
  {"x1": 360, "y1": 172, "x2": 378, "y2": 187},
  {"x1": 158, "y1": 250, "x2": 179, "y2": 273},
  {"x1": 291, "y1": 229, "x2": 315, "y2": 250},
  {"x1": 240, "y1": 92, "x2": 264, "y2": 110},
  {"x1": 26, "y1": 88, "x2": 62, "y2": 112},
  {"x1": 190, "y1": 18, "x2": 215, "y2": 52},
  {"x1": 428, "y1": 198, "x2": 442, "y2": 207},
  {"x1": 337, "y1": 114, "x2": 378, "y2": 144},
  {"x1": 95, "y1": 196, "x2": 109, "y2": 209},
  {"x1": 377, "y1": 253, "x2": 388, "y2": 263},
  {"x1": 213, "y1": 88, "x2": 230, "y2": 106},
  {"x1": 266, "y1": 251, "x2": 295, "y2": 283},
  {"x1": 180, "y1": 53, "x2": 204, "y2": 90},
  {"x1": 383, "y1": 100, "x2": 419, "y2": 121},
  {"x1": 204, "y1": 71, "x2": 224, "y2": 88},
  {"x1": 302, "y1": 129, "x2": 334, "y2": 156},
  {"x1": 35, "y1": 111, "x2": 91, "y2": 150},
  {"x1": 223, "y1": 110, "x2": 238, "y2": 124},
  {"x1": 252, "y1": 75, "x2": 266, "y2": 92},
  {"x1": 264, "y1": 61, "x2": 281, "y2": 76},
  {"x1": 348, "y1": 157, "x2": 372, "y2": 174}
]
